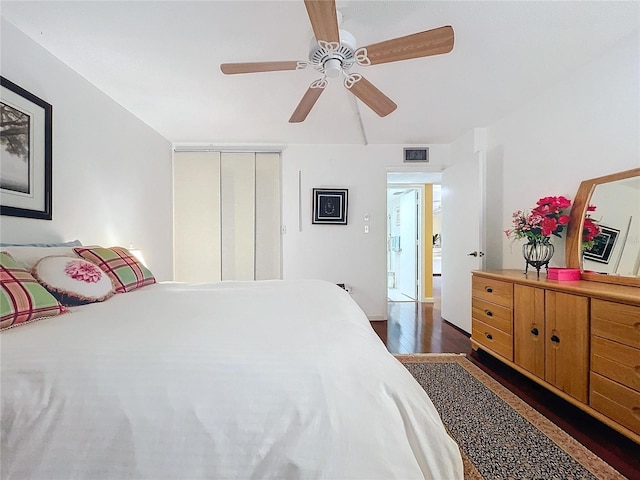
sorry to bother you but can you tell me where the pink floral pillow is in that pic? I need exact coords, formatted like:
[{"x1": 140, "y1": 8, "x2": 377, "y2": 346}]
[{"x1": 32, "y1": 256, "x2": 115, "y2": 306}]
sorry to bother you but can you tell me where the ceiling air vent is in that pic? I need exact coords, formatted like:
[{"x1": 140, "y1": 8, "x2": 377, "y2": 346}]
[{"x1": 403, "y1": 148, "x2": 429, "y2": 163}]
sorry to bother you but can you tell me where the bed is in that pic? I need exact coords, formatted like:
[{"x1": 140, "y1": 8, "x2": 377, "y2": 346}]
[{"x1": 1, "y1": 245, "x2": 463, "y2": 479}]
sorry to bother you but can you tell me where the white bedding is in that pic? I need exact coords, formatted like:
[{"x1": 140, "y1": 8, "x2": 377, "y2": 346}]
[{"x1": 1, "y1": 280, "x2": 463, "y2": 479}]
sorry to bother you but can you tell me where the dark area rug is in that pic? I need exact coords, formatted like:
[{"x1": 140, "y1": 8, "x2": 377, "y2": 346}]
[{"x1": 397, "y1": 354, "x2": 625, "y2": 480}]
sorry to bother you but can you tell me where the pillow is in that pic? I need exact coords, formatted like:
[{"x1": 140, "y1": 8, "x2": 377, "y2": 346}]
[
  {"x1": 2, "y1": 246, "x2": 81, "y2": 270},
  {"x1": 0, "y1": 240, "x2": 82, "y2": 247},
  {"x1": 74, "y1": 246, "x2": 156, "y2": 293},
  {"x1": 32, "y1": 256, "x2": 115, "y2": 306},
  {"x1": 0, "y1": 252, "x2": 67, "y2": 331}
]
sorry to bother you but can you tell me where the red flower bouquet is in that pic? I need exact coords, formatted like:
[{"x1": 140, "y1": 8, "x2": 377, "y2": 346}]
[{"x1": 505, "y1": 196, "x2": 572, "y2": 243}]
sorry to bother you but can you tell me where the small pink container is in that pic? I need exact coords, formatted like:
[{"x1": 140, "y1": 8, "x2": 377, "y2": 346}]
[{"x1": 547, "y1": 267, "x2": 581, "y2": 281}]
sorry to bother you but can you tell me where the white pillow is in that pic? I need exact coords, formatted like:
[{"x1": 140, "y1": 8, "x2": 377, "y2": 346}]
[
  {"x1": 32, "y1": 256, "x2": 115, "y2": 306},
  {"x1": 2, "y1": 246, "x2": 80, "y2": 270},
  {"x1": 0, "y1": 240, "x2": 81, "y2": 247}
]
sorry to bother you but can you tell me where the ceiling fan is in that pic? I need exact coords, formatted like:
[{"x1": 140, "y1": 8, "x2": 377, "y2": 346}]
[{"x1": 220, "y1": 0, "x2": 454, "y2": 123}]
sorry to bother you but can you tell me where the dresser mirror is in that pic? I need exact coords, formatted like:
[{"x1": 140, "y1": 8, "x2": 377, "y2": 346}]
[{"x1": 566, "y1": 167, "x2": 640, "y2": 287}]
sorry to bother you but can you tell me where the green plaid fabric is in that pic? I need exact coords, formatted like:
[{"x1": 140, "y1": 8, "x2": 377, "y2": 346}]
[
  {"x1": 74, "y1": 247, "x2": 156, "y2": 293},
  {"x1": 1, "y1": 252, "x2": 66, "y2": 330}
]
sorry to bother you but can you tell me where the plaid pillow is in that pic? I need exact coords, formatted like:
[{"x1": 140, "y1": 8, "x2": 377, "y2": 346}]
[
  {"x1": 74, "y1": 246, "x2": 156, "y2": 293},
  {"x1": 1, "y1": 252, "x2": 67, "y2": 331}
]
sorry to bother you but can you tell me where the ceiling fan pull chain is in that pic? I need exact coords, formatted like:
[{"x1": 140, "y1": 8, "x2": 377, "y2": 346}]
[
  {"x1": 296, "y1": 62, "x2": 310, "y2": 70},
  {"x1": 354, "y1": 48, "x2": 371, "y2": 66},
  {"x1": 344, "y1": 73, "x2": 362, "y2": 89}
]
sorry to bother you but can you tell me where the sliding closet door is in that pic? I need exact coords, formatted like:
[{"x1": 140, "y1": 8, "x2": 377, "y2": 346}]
[
  {"x1": 255, "y1": 153, "x2": 281, "y2": 280},
  {"x1": 173, "y1": 150, "x2": 281, "y2": 282},
  {"x1": 221, "y1": 153, "x2": 256, "y2": 281},
  {"x1": 173, "y1": 151, "x2": 221, "y2": 282}
]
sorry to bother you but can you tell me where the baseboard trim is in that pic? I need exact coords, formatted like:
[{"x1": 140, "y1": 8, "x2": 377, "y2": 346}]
[{"x1": 442, "y1": 317, "x2": 471, "y2": 337}]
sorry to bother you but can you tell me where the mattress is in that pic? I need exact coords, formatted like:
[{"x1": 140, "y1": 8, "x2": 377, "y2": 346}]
[{"x1": 1, "y1": 279, "x2": 463, "y2": 479}]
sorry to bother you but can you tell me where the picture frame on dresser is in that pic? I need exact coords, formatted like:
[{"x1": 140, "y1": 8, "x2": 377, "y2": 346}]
[{"x1": 0, "y1": 76, "x2": 53, "y2": 220}]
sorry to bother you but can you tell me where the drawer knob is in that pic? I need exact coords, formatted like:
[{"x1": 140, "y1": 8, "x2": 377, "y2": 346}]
[
  {"x1": 531, "y1": 327, "x2": 539, "y2": 336},
  {"x1": 486, "y1": 333, "x2": 493, "y2": 340},
  {"x1": 485, "y1": 310, "x2": 493, "y2": 317},
  {"x1": 550, "y1": 334, "x2": 560, "y2": 344},
  {"x1": 485, "y1": 287, "x2": 493, "y2": 293}
]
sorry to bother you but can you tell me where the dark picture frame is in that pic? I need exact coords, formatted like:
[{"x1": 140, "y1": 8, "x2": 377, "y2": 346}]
[
  {"x1": 312, "y1": 188, "x2": 348, "y2": 225},
  {"x1": 583, "y1": 225, "x2": 619, "y2": 264},
  {"x1": 1, "y1": 76, "x2": 53, "y2": 220}
]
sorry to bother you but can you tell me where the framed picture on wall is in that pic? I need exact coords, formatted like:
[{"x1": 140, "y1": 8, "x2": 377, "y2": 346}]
[
  {"x1": 312, "y1": 188, "x2": 348, "y2": 224},
  {"x1": 583, "y1": 225, "x2": 619, "y2": 264},
  {"x1": 1, "y1": 76, "x2": 53, "y2": 220}
]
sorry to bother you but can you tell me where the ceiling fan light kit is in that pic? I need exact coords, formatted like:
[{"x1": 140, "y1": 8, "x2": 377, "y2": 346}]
[
  {"x1": 323, "y1": 58, "x2": 342, "y2": 78},
  {"x1": 220, "y1": 0, "x2": 454, "y2": 123}
]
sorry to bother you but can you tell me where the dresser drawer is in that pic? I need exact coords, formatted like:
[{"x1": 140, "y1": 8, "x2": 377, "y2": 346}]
[
  {"x1": 472, "y1": 276, "x2": 513, "y2": 308},
  {"x1": 591, "y1": 336, "x2": 640, "y2": 393},
  {"x1": 592, "y1": 299, "x2": 640, "y2": 349},
  {"x1": 590, "y1": 372, "x2": 640, "y2": 435},
  {"x1": 472, "y1": 318, "x2": 513, "y2": 361},
  {"x1": 472, "y1": 298, "x2": 512, "y2": 334}
]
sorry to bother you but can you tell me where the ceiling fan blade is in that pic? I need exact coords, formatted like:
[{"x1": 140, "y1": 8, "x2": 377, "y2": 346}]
[
  {"x1": 304, "y1": 0, "x2": 340, "y2": 43},
  {"x1": 360, "y1": 26, "x2": 454, "y2": 65},
  {"x1": 344, "y1": 74, "x2": 397, "y2": 117},
  {"x1": 289, "y1": 80, "x2": 327, "y2": 123},
  {"x1": 220, "y1": 61, "x2": 301, "y2": 75}
]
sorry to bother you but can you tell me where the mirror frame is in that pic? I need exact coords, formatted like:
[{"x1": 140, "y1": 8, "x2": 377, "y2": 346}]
[{"x1": 565, "y1": 167, "x2": 640, "y2": 287}]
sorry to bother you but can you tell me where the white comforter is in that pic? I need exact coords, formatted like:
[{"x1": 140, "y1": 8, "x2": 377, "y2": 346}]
[{"x1": 1, "y1": 280, "x2": 463, "y2": 479}]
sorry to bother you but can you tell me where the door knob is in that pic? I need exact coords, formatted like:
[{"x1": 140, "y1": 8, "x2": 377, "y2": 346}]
[{"x1": 467, "y1": 251, "x2": 485, "y2": 257}]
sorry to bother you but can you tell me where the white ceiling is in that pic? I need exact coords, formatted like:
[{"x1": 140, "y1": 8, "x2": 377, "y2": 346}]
[{"x1": 2, "y1": 1, "x2": 638, "y2": 145}]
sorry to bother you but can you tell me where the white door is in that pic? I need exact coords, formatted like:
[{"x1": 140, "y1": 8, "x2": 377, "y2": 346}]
[
  {"x1": 174, "y1": 151, "x2": 222, "y2": 283},
  {"x1": 397, "y1": 189, "x2": 418, "y2": 299},
  {"x1": 255, "y1": 153, "x2": 281, "y2": 280},
  {"x1": 221, "y1": 153, "x2": 256, "y2": 281},
  {"x1": 440, "y1": 154, "x2": 485, "y2": 332}
]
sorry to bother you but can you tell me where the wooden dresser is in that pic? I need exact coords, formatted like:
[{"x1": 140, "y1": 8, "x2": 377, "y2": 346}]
[{"x1": 471, "y1": 269, "x2": 640, "y2": 444}]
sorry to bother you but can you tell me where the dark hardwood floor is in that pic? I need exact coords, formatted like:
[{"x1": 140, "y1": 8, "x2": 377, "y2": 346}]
[{"x1": 372, "y1": 277, "x2": 640, "y2": 479}]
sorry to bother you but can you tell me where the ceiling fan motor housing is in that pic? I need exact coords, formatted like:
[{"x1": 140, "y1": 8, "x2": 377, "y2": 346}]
[{"x1": 309, "y1": 29, "x2": 357, "y2": 76}]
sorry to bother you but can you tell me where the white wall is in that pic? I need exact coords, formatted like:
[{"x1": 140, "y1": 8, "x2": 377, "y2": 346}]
[
  {"x1": 0, "y1": 19, "x2": 174, "y2": 280},
  {"x1": 281, "y1": 144, "x2": 449, "y2": 320},
  {"x1": 485, "y1": 31, "x2": 640, "y2": 270}
]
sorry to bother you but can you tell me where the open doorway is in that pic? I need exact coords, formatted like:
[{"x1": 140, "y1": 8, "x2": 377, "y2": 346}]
[
  {"x1": 387, "y1": 186, "x2": 420, "y2": 301},
  {"x1": 432, "y1": 184, "x2": 442, "y2": 277},
  {"x1": 386, "y1": 171, "x2": 443, "y2": 303}
]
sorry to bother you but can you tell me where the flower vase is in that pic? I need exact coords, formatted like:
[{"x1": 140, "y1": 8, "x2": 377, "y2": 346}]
[{"x1": 522, "y1": 239, "x2": 554, "y2": 277}]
